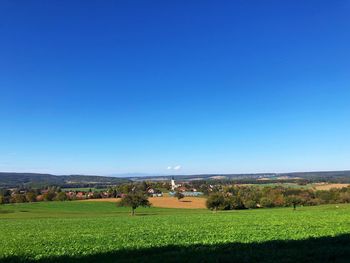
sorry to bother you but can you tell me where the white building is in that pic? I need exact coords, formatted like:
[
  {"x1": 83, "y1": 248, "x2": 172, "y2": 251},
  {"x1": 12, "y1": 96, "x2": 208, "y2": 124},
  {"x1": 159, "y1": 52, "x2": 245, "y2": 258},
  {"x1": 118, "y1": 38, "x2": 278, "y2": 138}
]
[{"x1": 171, "y1": 176, "x2": 180, "y2": 190}]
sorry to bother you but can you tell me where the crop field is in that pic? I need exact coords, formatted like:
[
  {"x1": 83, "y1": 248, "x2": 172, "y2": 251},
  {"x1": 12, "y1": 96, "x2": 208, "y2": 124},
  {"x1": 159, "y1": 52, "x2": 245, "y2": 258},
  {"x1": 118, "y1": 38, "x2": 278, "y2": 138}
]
[
  {"x1": 241, "y1": 183, "x2": 314, "y2": 189},
  {"x1": 82, "y1": 196, "x2": 207, "y2": 209},
  {"x1": 312, "y1": 183, "x2": 350, "y2": 190},
  {"x1": 0, "y1": 202, "x2": 350, "y2": 263},
  {"x1": 243, "y1": 182, "x2": 350, "y2": 190}
]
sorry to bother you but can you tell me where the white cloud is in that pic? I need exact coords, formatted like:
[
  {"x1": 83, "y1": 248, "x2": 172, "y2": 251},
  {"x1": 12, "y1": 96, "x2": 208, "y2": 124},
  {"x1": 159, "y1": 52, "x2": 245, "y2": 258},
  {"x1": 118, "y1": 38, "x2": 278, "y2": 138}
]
[
  {"x1": 173, "y1": 165, "x2": 182, "y2": 170},
  {"x1": 166, "y1": 165, "x2": 182, "y2": 171}
]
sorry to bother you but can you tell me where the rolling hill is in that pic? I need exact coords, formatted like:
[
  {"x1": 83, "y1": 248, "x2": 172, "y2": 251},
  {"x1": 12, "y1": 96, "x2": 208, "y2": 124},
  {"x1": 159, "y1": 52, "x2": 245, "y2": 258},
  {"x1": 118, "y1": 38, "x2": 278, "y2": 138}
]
[
  {"x1": 0, "y1": 172, "x2": 130, "y2": 188},
  {"x1": 1, "y1": 170, "x2": 350, "y2": 188}
]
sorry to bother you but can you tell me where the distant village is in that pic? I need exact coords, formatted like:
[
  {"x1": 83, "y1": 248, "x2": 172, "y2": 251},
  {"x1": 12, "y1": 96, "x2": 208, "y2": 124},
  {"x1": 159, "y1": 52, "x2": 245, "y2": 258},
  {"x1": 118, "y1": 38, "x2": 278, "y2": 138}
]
[
  {"x1": 2, "y1": 176, "x2": 350, "y2": 211},
  {"x1": 0, "y1": 177, "x2": 205, "y2": 204}
]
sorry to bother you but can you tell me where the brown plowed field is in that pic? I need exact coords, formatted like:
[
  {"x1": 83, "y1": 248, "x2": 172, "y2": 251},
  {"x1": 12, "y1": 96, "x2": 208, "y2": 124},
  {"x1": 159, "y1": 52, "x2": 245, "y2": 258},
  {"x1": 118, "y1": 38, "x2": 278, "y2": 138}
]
[{"x1": 81, "y1": 196, "x2": 207, "y2": 209}]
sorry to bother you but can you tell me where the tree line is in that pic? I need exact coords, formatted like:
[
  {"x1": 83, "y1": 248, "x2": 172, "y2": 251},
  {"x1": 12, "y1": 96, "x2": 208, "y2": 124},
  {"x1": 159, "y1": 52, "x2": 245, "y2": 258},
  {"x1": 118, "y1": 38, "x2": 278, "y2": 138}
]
[
  {"x1": 206, "y1": 185, "x2": 350, "y2": 211},
  {"x1": 0, "y1": 187, "x2": 103, "y2": 204}
]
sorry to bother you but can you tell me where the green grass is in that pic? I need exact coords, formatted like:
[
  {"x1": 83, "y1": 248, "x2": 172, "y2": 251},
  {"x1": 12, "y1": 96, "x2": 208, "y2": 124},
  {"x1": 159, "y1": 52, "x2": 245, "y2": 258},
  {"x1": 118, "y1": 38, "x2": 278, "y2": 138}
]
[{"x1": 0, "y1": 202, "x2": 350, "y2": 262}]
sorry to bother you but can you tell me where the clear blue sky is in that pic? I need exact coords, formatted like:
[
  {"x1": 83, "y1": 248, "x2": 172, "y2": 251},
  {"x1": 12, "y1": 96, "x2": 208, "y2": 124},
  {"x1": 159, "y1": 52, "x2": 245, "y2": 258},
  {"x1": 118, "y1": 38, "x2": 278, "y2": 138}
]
[{"x1": 1, "y1": 0, "x2": 349, "y2": 175}]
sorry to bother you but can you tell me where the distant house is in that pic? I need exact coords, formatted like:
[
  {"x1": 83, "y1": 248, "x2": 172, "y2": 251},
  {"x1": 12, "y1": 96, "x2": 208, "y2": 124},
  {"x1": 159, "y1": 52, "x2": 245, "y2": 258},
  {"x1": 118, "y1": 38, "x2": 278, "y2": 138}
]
[
  {"x1": 147, "y1": 188, "x2": 155, "y2": 194},
  {"x1": 147, "y1": 188, "x2": 163, "y2": 197},
  {"x1": 36, "y1": 195, "x2": 44, "y2": 201},
  {"x1": 66, "y1": 191, "x2": 75, "y2": 199},
  {"x1": 101, "y1": 192, "x2": 109, "y2": 198},
  {"x1": 169, "y1": 191, "x2": 203, "y2": 197},
  {"x1": 76, "y1": 192, "x2": 86, "y2": 199},
  {"x1": 177, "y1": 186, "x2": 187, "y2": 192}
]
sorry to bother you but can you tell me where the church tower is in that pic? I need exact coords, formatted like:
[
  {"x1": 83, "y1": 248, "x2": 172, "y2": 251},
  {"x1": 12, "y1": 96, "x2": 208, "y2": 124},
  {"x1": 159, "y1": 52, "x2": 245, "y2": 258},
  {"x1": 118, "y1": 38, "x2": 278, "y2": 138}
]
[{"x1": 171, "y1": 176, "x2": 176, "y2": 191}]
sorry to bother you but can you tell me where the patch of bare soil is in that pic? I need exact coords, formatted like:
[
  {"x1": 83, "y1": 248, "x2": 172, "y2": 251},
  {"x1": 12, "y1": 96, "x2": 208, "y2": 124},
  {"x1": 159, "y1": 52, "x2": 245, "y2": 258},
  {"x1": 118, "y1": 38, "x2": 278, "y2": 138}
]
[{"x1": 81, "y1": 196, "x2": 207, "y2": 209}]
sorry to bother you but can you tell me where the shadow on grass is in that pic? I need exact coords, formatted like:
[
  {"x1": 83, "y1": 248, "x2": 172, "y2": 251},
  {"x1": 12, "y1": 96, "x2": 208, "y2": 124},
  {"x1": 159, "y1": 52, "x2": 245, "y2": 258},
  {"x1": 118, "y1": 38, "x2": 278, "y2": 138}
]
[
  {"x1": 0, "y1": 210, "x2": 14, "y2": 214},
  {"x1": 2, "y1": 234, "x2": 350, "y2": 263},
  {"x1": 132, "y1": 213, "x2": 158, "y2": 216}
]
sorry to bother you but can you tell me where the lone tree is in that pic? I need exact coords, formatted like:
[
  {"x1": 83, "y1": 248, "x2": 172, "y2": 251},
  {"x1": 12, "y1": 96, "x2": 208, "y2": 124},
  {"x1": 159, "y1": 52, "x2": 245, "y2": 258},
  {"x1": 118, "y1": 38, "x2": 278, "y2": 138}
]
[
  {"x1": 174, "y1": 191, "x2": 184, "y2": 201},
  {"x1": 286, "y1": 195, "x2": 302, "y2": 210},
  {"x1": 206, "y1": 193, "x2": 225, "y2": 212},
  {"x1": 118, "y1": 192, "x2": 150, "y2": 216}
]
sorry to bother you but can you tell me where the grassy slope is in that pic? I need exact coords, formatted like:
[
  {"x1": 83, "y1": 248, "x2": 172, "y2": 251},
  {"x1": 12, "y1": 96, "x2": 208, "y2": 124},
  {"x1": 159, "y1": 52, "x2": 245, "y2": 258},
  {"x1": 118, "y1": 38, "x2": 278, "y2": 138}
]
[{"x1": 0, "y1": 202, "x2": 350, "y2": 262}]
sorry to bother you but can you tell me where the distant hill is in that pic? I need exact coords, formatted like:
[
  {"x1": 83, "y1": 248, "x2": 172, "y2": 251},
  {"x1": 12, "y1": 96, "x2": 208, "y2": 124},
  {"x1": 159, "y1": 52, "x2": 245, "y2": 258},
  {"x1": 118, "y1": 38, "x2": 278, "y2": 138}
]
[
  {"x1": 131, "y1": 170, "x2": 350, "y2": 183},
  {"x1": 0, "y1": 172, "x2": 130, "y2": 188},
  {"x1": 1, "y1": 170, "x2": 350, "y2": 188}
]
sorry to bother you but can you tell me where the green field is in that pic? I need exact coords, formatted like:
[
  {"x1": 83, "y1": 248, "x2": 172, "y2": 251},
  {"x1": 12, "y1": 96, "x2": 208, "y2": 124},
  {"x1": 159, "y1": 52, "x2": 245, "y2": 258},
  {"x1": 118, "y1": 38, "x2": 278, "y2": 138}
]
[{"x1": 1, "y1": 202, "x2": 350, "y2": 263}]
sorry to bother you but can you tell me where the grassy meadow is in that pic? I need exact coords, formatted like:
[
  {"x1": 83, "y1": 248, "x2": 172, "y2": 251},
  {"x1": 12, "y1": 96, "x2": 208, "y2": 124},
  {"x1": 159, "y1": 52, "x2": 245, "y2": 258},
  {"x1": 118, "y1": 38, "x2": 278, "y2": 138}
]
[{"x1": 0, "y1": 201, "x2": 350, "y2": 262}]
